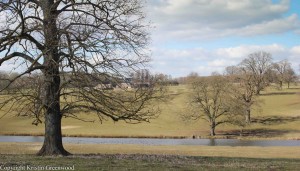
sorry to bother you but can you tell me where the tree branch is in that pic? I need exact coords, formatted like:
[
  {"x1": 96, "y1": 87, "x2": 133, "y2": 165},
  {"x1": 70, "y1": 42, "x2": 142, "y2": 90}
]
[{"x1": 0, "y1": 52, "x2": 43, "y2": 66}]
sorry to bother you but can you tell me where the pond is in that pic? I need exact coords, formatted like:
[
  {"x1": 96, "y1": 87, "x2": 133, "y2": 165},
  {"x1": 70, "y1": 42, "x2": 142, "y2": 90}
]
[{"x1": 0, "y1": 136, "x2": 299, "y2": 146}]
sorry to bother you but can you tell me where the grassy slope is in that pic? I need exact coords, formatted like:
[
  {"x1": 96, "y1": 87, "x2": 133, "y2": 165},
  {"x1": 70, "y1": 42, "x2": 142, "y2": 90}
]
[
  {"x1": 246, "y1": 85, "x2": 300, "y2": 139},
  {"x1": 0, "y1": 85, "x2": 299, "y2": 139}
]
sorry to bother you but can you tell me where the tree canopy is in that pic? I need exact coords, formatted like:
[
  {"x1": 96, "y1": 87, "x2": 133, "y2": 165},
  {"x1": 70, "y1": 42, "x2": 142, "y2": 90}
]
[{"x1": 0, "y1": 0, "x2": 163, "y2": 156}]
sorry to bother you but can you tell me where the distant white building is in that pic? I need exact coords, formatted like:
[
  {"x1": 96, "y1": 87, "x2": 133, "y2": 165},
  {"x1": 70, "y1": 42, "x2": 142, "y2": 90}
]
[
  {"x1": 115, "y1": 83, "x2": 132, "y2": 89},
  {"x1": 94, "y1": 83, "x2": 113, "y2": 90}
]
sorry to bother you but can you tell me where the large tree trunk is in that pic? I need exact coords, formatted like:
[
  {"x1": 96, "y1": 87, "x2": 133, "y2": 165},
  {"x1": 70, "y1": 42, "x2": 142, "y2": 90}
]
[
  {"x1": 37, "y1": 110, "x2": 70, "y2": 156},
  {"x1": 210, "y1": 121, "x2": 216, "y2": 136},
  {"x1": 36, "y1": 55, "x2": 69, "y2": 156},
  {"x1": 37, "y1": 0, "x2": 69, "y2": 156},
  {"x1": 37, "y1": 63, "x2": 70, "y2": 156}
]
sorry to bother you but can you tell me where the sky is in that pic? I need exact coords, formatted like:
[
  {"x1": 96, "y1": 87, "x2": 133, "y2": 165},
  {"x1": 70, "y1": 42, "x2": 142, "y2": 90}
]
[
  {"x1": 145, "y1": 0, "x2": 300, "y2": 77},
  {"x1": 0, "y1": 0, "x2": 299, "y2": 78}
]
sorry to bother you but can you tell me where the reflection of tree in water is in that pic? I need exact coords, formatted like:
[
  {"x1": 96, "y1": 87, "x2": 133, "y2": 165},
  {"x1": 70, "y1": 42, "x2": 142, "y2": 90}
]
[
  {"x1": 209, "y1": 139, "x2": 216, "y2": 146},
  {"x1": 31, "y1": 136, "x2": 44, "y2": 143},
  {"x1": 223, "y1": 128, "x2": 299, "y2": 138}
]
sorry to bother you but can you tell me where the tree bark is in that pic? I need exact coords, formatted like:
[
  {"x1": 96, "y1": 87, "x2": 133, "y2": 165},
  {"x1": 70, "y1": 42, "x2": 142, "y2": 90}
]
[
  {"x1": 255, "y1": 89, "x2": 260, "y2": 95},
  {"x1": 37, "y1": 110, "x2": 70, "y2": 156},
  {"x1": 210, "y1": 121, "x2": 216, "y2": 136},
  {"x1": 279, "y1": 81, "x2": 283, "y2": 90},
  {"x1": 245, "y1": 108, "x2": 251, "y2": 123},
  {"x1": 37, "y1": 0, "x2": 69, "y2": 156},
  {"x1": 37, "y1": 60, "x2": 70, "y2": 156}
]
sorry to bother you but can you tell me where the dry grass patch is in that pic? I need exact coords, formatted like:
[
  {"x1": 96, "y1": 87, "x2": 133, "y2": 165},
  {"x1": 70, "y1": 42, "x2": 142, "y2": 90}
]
[
  {"x1": 1, "y1": 142, "x2": 300, "y2": 159},
  {"x1": 1, "y1": 154, "x2": 299, "y2": 171}
]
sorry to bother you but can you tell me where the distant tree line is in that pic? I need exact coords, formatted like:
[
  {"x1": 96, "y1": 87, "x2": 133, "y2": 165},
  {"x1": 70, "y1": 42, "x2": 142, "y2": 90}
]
[{"x1": 0, "y1": 69, "x2": 179, "y2": 92}]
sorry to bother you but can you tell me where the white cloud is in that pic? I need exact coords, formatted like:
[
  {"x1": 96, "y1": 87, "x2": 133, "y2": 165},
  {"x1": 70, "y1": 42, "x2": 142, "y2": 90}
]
[
  {"x1": 216, "y1": 44, "x2": 286, "y2": 60},
  {"x1": 150, "y1": 47, "x2": 211, "y2": 76},
  {"x1": 147, "y1": 0, "x2": 298, "y2": 41},
  {"x1": 290, "y1": 46, "x2": 300, "y2": 54},
  {"x1": 236, "y1": 14, "x2": 300, "y2": 36},
  {"x1": 150, "y1": 44, "x2": 300, "y2": 77},
  {"x1": 150, "y1": 0, "x2": 289, "y2": 28},
  {"x1": 208, "y1": 59, "x2": 232, "y2": 67},
  {"x1": 288, "y1": 46, "x2": 300, "y2": 72}
]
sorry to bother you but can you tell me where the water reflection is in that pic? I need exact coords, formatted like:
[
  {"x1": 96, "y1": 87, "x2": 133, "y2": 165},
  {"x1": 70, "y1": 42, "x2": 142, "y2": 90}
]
[
  {"x1": 209, "y1": 139, "x2": 216, "y2": 146},
  {"x1": 0, "y1": 136, "x2": 299, "y2": 146}
]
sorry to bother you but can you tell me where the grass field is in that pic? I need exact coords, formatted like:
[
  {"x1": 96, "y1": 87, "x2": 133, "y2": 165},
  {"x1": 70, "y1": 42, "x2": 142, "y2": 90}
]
[
  {"x1": 0, "y1": 142, "x2": 300, "y2": 170},
  {"x1": 0, "y1": 84, "x2": 299, "y2": 139},
  {"x1": 1, "y1": 142, "x2": 300, "y2": 159},
  {"x1": 1, "y1": 154, "x2": 300, "y2": 171}
]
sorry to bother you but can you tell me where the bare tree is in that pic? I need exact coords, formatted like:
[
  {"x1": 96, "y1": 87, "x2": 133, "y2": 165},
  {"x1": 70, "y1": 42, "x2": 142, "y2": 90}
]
[
  {"x1": 273, "y1": 59, "x2": 297, "y2": 89},
  {"x1": 273, "y1": 60, "x2": 288, "y2": 89},
  {"x1": 225, "y1": 63, "x2": 261, "y2": 123},
  {"x1": 224, "y1": 65, "x2": 241, "y2": 83},
  {"x1": 224, "y1": 66, "x2": 239, "y2": 76},
  {"x1": 0, "y1": 71, "x2": 23, "y2": 93},
  {"x1": 240, "y1": 51, "x2": 273, "y2": 95},
  {"x1": 225, "y1": 65, "x2": 260, "y2": 123},
  {"x1": 284, "y1": 68, "x2": 297, "y2": 89},
  {"x1": 0, "y1": 0, "x2": 164, "y2": 156},
  {"x1": 0, "y1": 71, "x2": 9, "y2": 91},
  {"x1": 233, "y1": 70, "x2": 257, "y2": 123},
  {"x1": 183, "y1": 75, "x2": 241, "y2": 136},
  {"x1": 186, "y1": 72, "x2": 200, "y2": 84}
]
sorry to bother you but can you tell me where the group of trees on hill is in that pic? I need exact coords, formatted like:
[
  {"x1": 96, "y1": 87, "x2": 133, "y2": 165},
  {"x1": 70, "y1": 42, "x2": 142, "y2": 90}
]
[
  {"x1": 226, "y1": 52, "x2": 297, "y2": 92},
  {"x1": 272, "y1": 59, "x2": 297, "y2": 89},
  {"x1": 183, "y1": 51, "x2": 299, "y2": 136}
]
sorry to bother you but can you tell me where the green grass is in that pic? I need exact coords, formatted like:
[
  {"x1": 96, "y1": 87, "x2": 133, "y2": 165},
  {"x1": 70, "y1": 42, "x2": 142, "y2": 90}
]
[
  {"x1": 1, "y1": 154, "x2": 300, "y2": 171},
  {"x1": 0, "y1": 85, "x2": 299, "y2": 139}
]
